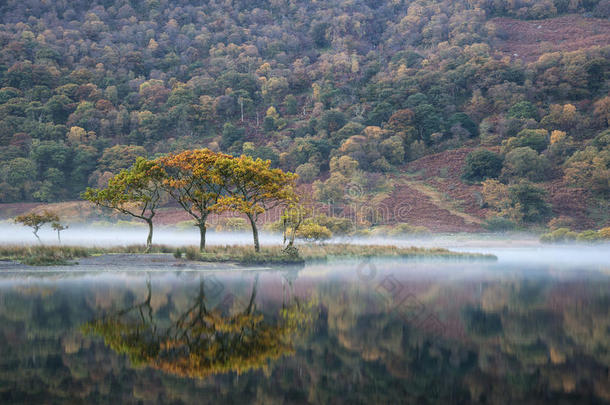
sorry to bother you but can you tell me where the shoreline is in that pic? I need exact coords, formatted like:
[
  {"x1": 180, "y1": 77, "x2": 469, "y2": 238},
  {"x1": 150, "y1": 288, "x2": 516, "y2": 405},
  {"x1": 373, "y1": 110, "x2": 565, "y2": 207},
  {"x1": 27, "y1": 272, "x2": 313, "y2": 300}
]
[{"x1": 0, "y1": 244, "x2": 497, "y2": 267}]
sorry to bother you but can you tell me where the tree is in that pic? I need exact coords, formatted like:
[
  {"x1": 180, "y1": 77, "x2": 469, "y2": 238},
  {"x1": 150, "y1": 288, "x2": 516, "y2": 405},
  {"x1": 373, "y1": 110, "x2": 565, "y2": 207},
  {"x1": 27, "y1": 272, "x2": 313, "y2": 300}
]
[
  {"x1": 502, "y1": 147, "x2": 550, "y2": 182},
  {"x1": 221, "y1": 123, "x2": 245, "y2": 150},
  {"x1": 14, "y1": 210, "x2": 59, "y2": 242},
  {"x1": 216, "y1": 155, "x2": 298, "y2": 252},
  {"x1": 82, "y1": 158, "x2": 163, "y2": 252},
  {"x1": 503, "y1": 129, "x2": 549, "y2": 153},
  {"x1": 508, "y1": 101, "x2": 538, "y2": 120},
  {"x1": 482, "y1": 179, "x2": 551, "y2": 224},
  {"x1": 98, "y1": 145, "x2": 147, "y2": 173},
  {"x1": 564, "y1": 146, "x2": 610, "y2": 197},
  {"x1": 295, "y1": 162, "x2": 319, "y2": 183},
  {"x1": 311, "y1": 22, "x2": 330, "y2": 48},
  {"x1": 508, "y1": 181, "x2": 552, "y2": 223},
  {"x1": 51, "y1": 221, "x2": 68, "y2": 243},
  {"x1": 155, "y1": 149, "x2": 229, "y2": 251},
  {"x1": 462, "y1": 149, "x2": 503, "y2": 182}
]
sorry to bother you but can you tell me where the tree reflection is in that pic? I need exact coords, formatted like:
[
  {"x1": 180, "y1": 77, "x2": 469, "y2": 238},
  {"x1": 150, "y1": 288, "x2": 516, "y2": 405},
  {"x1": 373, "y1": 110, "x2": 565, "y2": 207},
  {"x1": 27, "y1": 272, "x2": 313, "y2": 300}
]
[{"x1": 82, "y1": 277, "x2": 314, "y2": 379}]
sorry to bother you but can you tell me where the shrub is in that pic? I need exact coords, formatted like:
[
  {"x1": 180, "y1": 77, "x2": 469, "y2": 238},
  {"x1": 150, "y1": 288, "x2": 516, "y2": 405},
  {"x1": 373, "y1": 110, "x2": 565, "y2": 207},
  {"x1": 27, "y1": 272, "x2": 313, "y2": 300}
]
[
  {"x1": 313, "y1": 214, "x2": 355, "y2": 235},
  {"x1": 514, "y1": 129, "x2": 549, "y2": 153},
  {"x1": 184, "y1": 247, "x2": 200, "y2": 260},
  {"x1": 541, "y1": 227, "x2": 610, "y2": 243},
  {"x1": 484, "y1": 216, "x2": 517, "y2": 231},
  {"x1": 386, "y1": 223, "x2": 430, "y2": 236},
  {"x1": 462, "y1": 149, "x2": 503, "y2": 182},
  {"x1": 296, "y1": 223, "x2": 332, "y2": 242},
  {"x1": 576, "y1": 230, "x2": 599, "y2": 241},
  {"x1": 540, "y1": 228, "x2": 578, "y2": 243}
]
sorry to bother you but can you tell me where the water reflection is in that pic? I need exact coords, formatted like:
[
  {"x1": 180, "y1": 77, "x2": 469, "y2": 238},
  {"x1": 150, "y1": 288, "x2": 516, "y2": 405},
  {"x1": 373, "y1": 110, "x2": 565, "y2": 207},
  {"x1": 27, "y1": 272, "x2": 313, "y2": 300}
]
[
  {"x1": 0, "y1": 259, "x2": 609, "y2": 404},
  {"x1": 82, "y1": 277, "x2": 315, "y2": 379}
]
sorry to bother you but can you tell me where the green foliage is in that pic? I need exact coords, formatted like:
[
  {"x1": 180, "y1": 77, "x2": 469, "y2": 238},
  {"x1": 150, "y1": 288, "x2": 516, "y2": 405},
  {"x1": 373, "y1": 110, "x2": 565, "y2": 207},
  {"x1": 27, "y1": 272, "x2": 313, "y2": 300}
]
[
  {"x1": 295, "y1": 162, "x2": 320, "y2": 183},
  {"x1": 374, "y1": 223, "x2": 430, "y2": 236},
  {"x1": 462, "y1": 149, "x2": 503, "y2": 182},
  {"x1": 540, "y1": 226, "x2": 610, "y2": 243},
  {"x1": 98, "y1": 145, "x2": 147, "y2": 173},
  {"x1": 503, "y1": 129, "x2": 549, "y2": 153},
  {"x1": 484, "y1": 216, "x2": 518, "y2": 231},
  {"x1": 82, "y1": 157, "x2": 163, "y2": 250},
  {"x1": 508, "y1": 101, "x2": 539, "y2": 120},
  {"x1": 311, "y1": 214, "x2": 355, "y2": 235},
  {"x1": 482, "y1": 179, "x2": 551, "y2": 224},
  {"x1": 508, "y1": 181, "x2": 552, "y2": 223},
  {"x1": 502, "y1": 147, "x2": 550, "y2": 182},
  {"x1": 564, "y1": 145, "x2": 610, "y2": 197},
  {"x1": 539, "y1": 227, "x2": 579, "y2": 242},
  {"x1": 221, "y1": 123, "x2": 245, "y2": 150}
]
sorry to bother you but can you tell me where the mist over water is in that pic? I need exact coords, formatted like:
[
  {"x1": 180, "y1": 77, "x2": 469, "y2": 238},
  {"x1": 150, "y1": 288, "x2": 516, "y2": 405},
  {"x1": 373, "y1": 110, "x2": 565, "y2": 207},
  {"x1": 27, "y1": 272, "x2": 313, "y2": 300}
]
[
  {"x1": 0, "y1": 223, "x2": 283, "y2": 247},
  {"x1": 1, "y1": 222, "x2": 608, "y2": 268}
]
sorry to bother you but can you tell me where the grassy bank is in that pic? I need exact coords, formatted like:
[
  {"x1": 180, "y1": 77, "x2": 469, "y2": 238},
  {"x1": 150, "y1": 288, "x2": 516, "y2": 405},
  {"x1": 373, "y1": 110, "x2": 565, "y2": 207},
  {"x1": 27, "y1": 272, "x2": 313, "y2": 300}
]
[
  {"x1": 0, "y1": 244, "x2": 176, "y2": 266},
  {"x1": 0, "y1": 244, "x2": 496, "y2": 266},
  {"x1": 176, "y1": 244, "x2": 496, "y2": 264}
]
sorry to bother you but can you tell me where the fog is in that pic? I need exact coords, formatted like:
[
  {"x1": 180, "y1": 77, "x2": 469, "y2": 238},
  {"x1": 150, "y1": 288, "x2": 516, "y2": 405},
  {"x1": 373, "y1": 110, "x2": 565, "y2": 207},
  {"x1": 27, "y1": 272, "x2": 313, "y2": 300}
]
[
  {"x1": 1, "y1": 223, "x2": 609, "y2": 267},
  {"x1": 0, "y1": 223, "x2": 283, "y2": 247}
]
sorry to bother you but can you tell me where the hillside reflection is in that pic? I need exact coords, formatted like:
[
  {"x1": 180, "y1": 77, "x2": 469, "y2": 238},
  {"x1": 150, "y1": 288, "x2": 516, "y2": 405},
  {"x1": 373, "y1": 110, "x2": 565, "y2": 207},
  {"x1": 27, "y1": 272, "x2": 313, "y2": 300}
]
[{"x1": 0, "y1": 261, "x2": 609, "y2": 404}]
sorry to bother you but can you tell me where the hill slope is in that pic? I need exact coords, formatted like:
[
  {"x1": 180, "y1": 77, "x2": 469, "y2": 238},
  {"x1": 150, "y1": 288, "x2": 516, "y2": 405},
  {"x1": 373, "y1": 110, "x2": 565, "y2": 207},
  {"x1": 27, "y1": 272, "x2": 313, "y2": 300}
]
[{"x1": 0, "y1": 0, "x2": 608, "y2": 231}]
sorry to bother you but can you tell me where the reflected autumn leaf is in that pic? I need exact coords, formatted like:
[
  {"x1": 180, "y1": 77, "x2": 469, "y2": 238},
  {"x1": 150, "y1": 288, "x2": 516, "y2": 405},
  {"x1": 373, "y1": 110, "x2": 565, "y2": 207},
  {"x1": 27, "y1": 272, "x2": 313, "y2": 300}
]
[{"x1": 82, "y1": 277, "x2": 315, "y2": 379}]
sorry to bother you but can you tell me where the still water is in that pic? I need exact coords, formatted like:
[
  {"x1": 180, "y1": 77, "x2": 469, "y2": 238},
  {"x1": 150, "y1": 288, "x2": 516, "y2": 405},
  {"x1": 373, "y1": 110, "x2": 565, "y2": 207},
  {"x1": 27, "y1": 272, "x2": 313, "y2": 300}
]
[{"x1": 0, "y1": 247, "x2": 609, "y2": 404}]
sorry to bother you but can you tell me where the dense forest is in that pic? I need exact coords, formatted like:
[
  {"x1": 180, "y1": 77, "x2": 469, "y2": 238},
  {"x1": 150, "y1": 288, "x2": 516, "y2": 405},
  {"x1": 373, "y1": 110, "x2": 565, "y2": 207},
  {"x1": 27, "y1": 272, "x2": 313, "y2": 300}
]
[{"x1": 0, "y1": 0, "x2": 608, "y2": 229}]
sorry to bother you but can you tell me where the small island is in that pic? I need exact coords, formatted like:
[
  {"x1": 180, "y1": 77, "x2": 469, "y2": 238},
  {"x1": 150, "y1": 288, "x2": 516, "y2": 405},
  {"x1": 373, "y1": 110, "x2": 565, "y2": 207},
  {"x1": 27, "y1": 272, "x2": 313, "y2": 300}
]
[{"x1": 0, "y1": 243, "x2": 496, "y2": 267}]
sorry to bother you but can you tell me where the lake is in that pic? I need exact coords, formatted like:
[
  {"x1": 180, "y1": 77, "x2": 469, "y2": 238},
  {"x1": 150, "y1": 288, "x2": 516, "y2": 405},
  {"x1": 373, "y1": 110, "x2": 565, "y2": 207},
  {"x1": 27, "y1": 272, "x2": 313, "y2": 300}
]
[{"x1": 0, "y1": 244, "x2": 609, "y2": 404}]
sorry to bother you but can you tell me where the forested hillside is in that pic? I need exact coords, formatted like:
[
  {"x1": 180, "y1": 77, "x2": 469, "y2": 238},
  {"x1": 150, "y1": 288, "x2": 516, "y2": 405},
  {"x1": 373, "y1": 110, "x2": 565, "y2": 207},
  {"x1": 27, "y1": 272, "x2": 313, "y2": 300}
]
[{"x1": 0, "y1": 0, "x2": 608, "y2": 229}]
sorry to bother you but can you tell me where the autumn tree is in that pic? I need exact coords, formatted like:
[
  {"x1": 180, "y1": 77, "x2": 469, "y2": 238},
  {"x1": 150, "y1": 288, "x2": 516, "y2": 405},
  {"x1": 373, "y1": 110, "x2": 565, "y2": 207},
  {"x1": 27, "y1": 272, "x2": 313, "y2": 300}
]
[
  {"x1": 14, "y1": 210, "x2": 59, "y2": 242},
  {"x1": 564, "y1": 146, "x2": 610, "y2": 197},
  {"x1": 155, "y1": 149, "x2": 230, "y2": 251},
  {"x1": 216, "y1": 155, "x2": 298, "y2": 252},
  {"x1": 482, "y1": 179, "x2": 551, "y2": 224},
  {"x1": 82, "y1": 157, "x2": 163, "y2": 252}
]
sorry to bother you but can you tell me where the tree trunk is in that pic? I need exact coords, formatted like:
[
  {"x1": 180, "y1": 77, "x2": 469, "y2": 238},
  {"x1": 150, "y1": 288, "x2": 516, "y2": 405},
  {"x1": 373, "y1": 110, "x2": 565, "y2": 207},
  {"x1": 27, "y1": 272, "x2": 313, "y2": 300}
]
[
  {"x1": 198, "y1": 222, "x2": 207, "y2": 251},
  {"x1": 57, "y1": 231, "x2": 61, "y2": 244},
  {"x1": 247, "y1": 214, "x2": 260, "y2": 252},
  {"x1": 145, "y1": 219, "x2": 153, "y2": 253}
]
